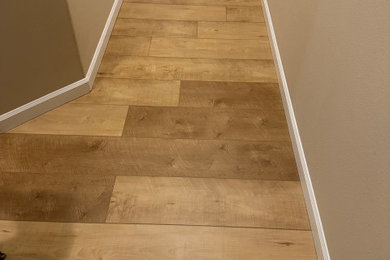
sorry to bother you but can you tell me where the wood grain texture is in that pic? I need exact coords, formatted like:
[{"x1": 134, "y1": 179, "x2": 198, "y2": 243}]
[
  {"x1": 227, "y1": 6, "x2": 265, "y2": 22},
  {"x1": 107, "y1": 176, "x2": 311, "y2": 230},
  {"x1": 105, "y1": 36, "x2": 151, "y2": 56},
  {"x1": 73, "y1": 78, "x2": 180, "y2": 106},
  {"x1": 119, "y1": 3, "x2": 226, "y2": 21},
  {"x1": 98, "y1": 56, "x2": 278, "y2": 83},
  {"x1": 124, "y1": 0, "x2": 262, "y2": 6},
  {"x1": 198, "y1": 21, "x2": 268, "y2": 39},
  {"x1": 9, "y1": 103, "x2": 129, "y2": 136},
  {"x1": 179, "y1": 81, "x2": 284, "y2": 110},
  {"x1": 123, "y1": 106, "x2": 289, "y2": 141},
  {"x1": 0, "y1": 220, "x2": 317, "y2": 260},
  {"x1": 149, "y1": 37, "x2": 272, "y2": 59},
  {"x1": 112, "y1": 18, "x2": 197, "y2": 38},
  {"x1": 0, "y1": 134, "x2": 299, "y2": 180},
  {"x1": 0, "y1": 172, "x2": 114, "y2": 222}
]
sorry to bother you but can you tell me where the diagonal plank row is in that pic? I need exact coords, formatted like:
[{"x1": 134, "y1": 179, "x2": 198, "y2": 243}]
[
  {"x1": 0, "y1": 220, "x2": 316, "y2": 259},
  {"x1": 112, "y1": 19, "x2": 268, "y2": 39},
  {"x1": 118, "y1": 3, "x2": 264, "y2": 22},
  {"x1": 0, "y1": 134, "x2": 298, "y2": 180},
  {"x1": 107, "y1": 176, "x2": 310, "y2": 229}
]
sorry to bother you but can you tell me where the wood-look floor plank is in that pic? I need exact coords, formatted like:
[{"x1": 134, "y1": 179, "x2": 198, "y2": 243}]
[
  {"x1": 227, "y1": 6, "x2": 265, "y2": 22},
  {"x1": 0, "y1": 172, "x2": 114, "y2": 222},
  {"x1": 98, "y1": 56, "x2": 278, "y2": 83},
  {"x1": 198, "y1": 21, "x2": 268, "y2": 39},
  {"x1": 0, "y1": 134, "x2": 299, "y2": 180},
  {"x1": 179, "y1": 81, "x2": 284, "y2": 110},
  {"x1": 0, "y1": 220, "x2": 317, "y2": 259},
  {"x1": 107, "y1": 176, "x2": 311, "y2": 230},
  {"x1": 119, "y1": 3, "x2": 226, "y2": 21},
  {"x1": 73, "y1": 78, "x2": 180, "y2": 106},
  {"x1": 105, "y1": 36, "x2": 151, "y2": 56},
  {"x1": 124, "y1": 0, "x2": 262, "y2": 6},
  {"x1": 123, "y1": 106, "x2": 289, "y2": 141},
  {"x1": 8, "y1": 103, "x2": 129, "y2": 136},
  {"x1": 112, "y1": 18, "x2": 197, "y2": 38},
  {"x1": 149, "y1": 37, "x2": 272, "y2": 59}
]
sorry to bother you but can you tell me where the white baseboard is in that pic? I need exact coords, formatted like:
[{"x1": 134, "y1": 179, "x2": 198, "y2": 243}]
[
  {"x1": 86, "y1": 0, "x2": 123, "y2": 88},
  {"x1": 261, "y1": 1, "x2": 330, "y2": 259},
  {"x1": 0, "y1": 0, "x2": 123, "y2": 133}
]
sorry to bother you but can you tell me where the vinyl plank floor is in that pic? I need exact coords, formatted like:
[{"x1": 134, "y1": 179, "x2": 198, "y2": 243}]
[
  {"x1": 179, "y1": 81, "x2": 284, "y2": 110},
  {"x1": 107, "y1": 176, "x2": 311, "y2": 230},
  {"x1": 198, "y1": 21, "x2": 268, "y2": 39},
  {"x1": 149, "y1": 37, "x2": 272, "y2": 59},
  {"x1": 0, "y1": 134, "x2": 299, "y2": 180},
  {"x1": 0, "y1": 220, "x2": 317, "y2": 260},
  {"x1": 105, "y1": 36, "x2": 151, "y2": 56},
  {"x1": 123, "y1": 106, "x2": 289, "y2": 141},
  {"x1": 227, "y1": 6, "x2": 265, "y2": 22},
  {"x1": 0, "y1": 172, "x2": 114, "y2": 222},
  {"x1": 124, "y1": 0, "x2": 261, "y2": 6},
  {"x1": 119, "y1": 3, "x2": 226, "y2": 21},
  {"x1": 98, "y1": 56, "x2": 278, "y2": 83},
  {"x1": 73, "y1": 78, "x2": 180, "y2": 106},
  {"x1": 112, "y1": 18, "x2": 197, "y2": 38},
  {"x1": 8, "y1": 103, "x2": 129, "y2": 136}
]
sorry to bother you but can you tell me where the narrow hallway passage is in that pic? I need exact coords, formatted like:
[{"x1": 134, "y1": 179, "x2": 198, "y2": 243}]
[{"x1": 0, "y1": 1, "x2": 316, "y2": 259}]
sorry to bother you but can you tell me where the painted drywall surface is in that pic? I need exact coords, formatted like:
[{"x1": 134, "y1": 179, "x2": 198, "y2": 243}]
[
  {"x1": 66, "y1": 0, "x2": 115, "y2": 73},
  {"x1": 0, "y1": 0, "x2": 84, "y2": 115},
  {"x1": 267, "y1": 0, "x2": 390, "y2": 259}
]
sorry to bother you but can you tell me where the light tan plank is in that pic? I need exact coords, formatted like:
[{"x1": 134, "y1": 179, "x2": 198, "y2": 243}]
[
  {"x1": 107, "y1": 176, "x2": 311, "y2": 230},
  {"x1": 0, "y1": 220, "x2": 316, "y2": 259},
  {"x1": 227, "y1": 6, "x2": 265, "y2": 22},
  {"x1": 124, "y1": 0, "x2": 262, "y2": 6},
  {"x1": 198, "y1": 21, "x2": 268, "y2": 39},
  {"x1": 0, "y1": 134, "x2": 299, "y2": 181},
  {"x1": 179, "y1": 81, "x2": 284, "y2": 110},
  {"x1": 98, "y1": 56, "x2": 278, "y2": 83},
  {"x1": 123, "y1": 106, "x2": 289, "y2": 141},
  {"x1": 112, "y1": 18, "x2": 197, "y2": 38},
  {"x1": 105, "y1": 36, "x2": 151, "y2": 56},
  {"x1": 73, "y1": 78, "x2": 180, "y2": 106},
  {"x1": 149, "y1": 37, "x2": 272, "y2": 59},
  {"x1": 8, "y1": 103, "x2": 128, "y2": 136},
  {"x1": 0, "y1": 172, "x2": 114, "y2": 223},
  {"x1": 119, "y1": 3, "x2": 226, "y2": 21}
]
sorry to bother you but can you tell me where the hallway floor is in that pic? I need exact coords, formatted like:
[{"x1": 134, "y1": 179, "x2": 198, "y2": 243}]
[{"x1": 0, "y1": 1, "x2": 316, "y2": 259}]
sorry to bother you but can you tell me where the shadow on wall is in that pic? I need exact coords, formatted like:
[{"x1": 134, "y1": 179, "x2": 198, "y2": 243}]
[{"x1": 0, "y1": 0, "x2": 84, "y2": 115}]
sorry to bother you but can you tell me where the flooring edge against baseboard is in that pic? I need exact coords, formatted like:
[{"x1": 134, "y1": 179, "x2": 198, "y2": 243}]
[
  {"x1": 260, "y1": 1, "x2": 330, "y2": 259},
  {"x1": 0, "y1": 0, "x2": 123, "y2": 133},
  {"x1": 85, "y1": 0, "x2": 123, "y2": 88}
]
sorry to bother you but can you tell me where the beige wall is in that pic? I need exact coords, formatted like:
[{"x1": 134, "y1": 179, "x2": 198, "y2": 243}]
[
  {"x1": 66, "y1": 0, "x2": 115, "y2": 73},
  {"x1": 0, "y1": 0, "x2": 84, "y2": 115},
  {"x1": 267, "y1": 0, "x2": 390, "y2": 259}
]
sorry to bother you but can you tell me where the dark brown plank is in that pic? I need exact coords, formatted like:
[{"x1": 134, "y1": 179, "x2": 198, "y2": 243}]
[
  {"x1": 0, "y1": 134, "x2": 298, "y2": 181},
  {"x1": 0, "y1": 172, "x2": 115, "y2": 222},
  {"x1": 123, "y1": 106, "x2": 289, "y2": 141},
  {"x1": 179, "y1": 81, "x2": 284, "y2": 110}
]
